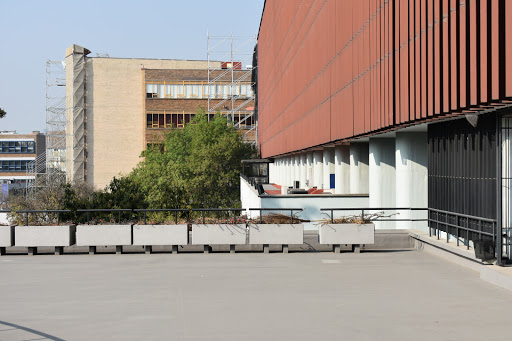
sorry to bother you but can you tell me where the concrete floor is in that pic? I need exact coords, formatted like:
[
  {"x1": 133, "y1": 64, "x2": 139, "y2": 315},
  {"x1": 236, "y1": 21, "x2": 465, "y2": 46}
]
[{"x1": 0, "y1": 251, "x2": 511, "y2": 341}]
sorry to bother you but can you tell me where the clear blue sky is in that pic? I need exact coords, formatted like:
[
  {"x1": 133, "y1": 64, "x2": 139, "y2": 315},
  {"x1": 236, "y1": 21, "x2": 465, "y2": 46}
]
[{"x1": 0, "y1": 0, "x2": 264, "y2": 133}]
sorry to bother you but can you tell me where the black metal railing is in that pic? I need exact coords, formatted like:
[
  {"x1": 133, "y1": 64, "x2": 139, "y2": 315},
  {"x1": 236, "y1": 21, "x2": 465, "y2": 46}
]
[
  {"x1": 428, "y1": 208, "x2": 497, "y2": 249},
  {"x1": 248, "y1": 208, "x2": 304, "y2": 224},
  {"x1": 320, "y1": 207, "x2": 428, "y2": 223},
  {"x1": 17, "y1": 210, "x2": 71, "y2": 226}
]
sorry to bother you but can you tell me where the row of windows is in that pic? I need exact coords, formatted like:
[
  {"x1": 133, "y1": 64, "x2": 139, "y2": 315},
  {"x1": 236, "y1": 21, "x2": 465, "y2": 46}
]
[
  {"x1": 0, "y1": 141, "x2": 35, "y2": 154},
  {"x1": 146, "y1": 82, "x2": 254, "y2": 99},
  {"x1": 0, "y1": 160, "x2": 31, "y2": 172},
  {"x1": 146, "y1": 111, "x2": 255, "y2": 129}
]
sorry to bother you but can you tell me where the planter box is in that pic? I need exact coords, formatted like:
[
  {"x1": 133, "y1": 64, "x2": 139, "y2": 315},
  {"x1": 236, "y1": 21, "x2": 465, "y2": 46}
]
[
  {"x1": 0, "y1": 226, "x2": 14, "y2": 247},
  {"x1": 15, "y1": 225, "x2": 76, "y2": 247},
  {"x1": 192, "y1": 224, "x2": 247, "y2": 245},
  {"x1": 318, "y1": 223, "x2": 375, "y2": 245},
  {"x1": 249, "y1": 224, "x2": 304, "y2": 245},
  {"x1": 133, "y1": 224, "x2": 188, "y2": 246},
  {"x1": 76, "y1": 225, "x2": 132, "y2": 246}
]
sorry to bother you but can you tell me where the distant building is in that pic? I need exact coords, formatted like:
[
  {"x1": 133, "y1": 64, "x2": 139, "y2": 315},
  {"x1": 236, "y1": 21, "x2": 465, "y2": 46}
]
[
  {"x1": 65, "y1": 44, "x2": 255, "y2": 189},
  {"x1": 0, "y1": 130, "x2": 45, "y2": 198}
]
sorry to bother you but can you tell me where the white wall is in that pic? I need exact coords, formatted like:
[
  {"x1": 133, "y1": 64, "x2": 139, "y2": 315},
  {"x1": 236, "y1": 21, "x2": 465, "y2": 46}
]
[{"x1": 240, "y1": 177, "x2": 262, "y2": 219}]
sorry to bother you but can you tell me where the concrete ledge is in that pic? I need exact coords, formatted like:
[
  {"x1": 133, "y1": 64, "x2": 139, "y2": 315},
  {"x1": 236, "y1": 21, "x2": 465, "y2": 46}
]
[
  {"x1": 133, "y1": 224, "x2": 188, "y2": 246},
  {"x1": 249, "y1": 224, "x2": 303, "y2": 245},
  {"x1": 76, "y1": 225, "x2": 132, "y2": 246},
  {"x1": 15, "y1": 226, "x2": 76, "y2": 247},
  {"x1": 0, "y1": 226, "x2": 14, "y2": 247},
  {"x1": 409, "y1": 229, "x2": 512, "y2": 292},
  {"x1": 192, "y1": 224, "x2": 246, "y2": 245},
  {"x1": 318, "y1": 223, "x2": 374, "y2": 245}
]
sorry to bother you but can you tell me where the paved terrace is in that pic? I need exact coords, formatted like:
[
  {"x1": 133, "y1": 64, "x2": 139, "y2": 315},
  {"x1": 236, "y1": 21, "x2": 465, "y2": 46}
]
[{"x1": 0, "y1": 251, "x2": 511, "y2": 340}]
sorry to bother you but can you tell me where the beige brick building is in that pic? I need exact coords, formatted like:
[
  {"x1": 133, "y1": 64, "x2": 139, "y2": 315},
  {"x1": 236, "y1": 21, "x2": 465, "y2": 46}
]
[{"x1": 65, "y1": 45, "x2": 254, "y2": 189}]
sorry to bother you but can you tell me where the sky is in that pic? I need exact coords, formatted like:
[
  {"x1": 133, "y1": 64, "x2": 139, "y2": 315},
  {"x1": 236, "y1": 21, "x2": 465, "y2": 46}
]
[{"x1": 0, "y1": 0, "x2": 265, "y2": 133}]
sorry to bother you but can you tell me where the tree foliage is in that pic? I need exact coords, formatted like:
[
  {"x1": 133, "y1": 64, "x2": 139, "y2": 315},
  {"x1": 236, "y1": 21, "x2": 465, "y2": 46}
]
[{"x1": 132, "y1": 110, "x2": 254, "y2": 209}]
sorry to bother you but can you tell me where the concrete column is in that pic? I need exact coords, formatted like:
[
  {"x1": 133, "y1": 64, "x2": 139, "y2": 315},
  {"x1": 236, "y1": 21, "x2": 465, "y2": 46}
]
[
  {"x1": 395, "y1": 132, "x2": 428, "y2": 230},
  {"x1": 306, "y1": 152, "x2": 313, "y2": 189},
  {"x1": 313, "y1": 150, "x2": 323, "y2": 189},
  {"x1": 349, "y1": 143, "x2": 369, "y2": 194},
  {"x1": 334, "y1": 145, "x2": 350, "y2": 194},
  {"x1": 299, "y1": 153, "x2": 307, "y2": 189},
  {"x1": 294, "y1": 154, "x2": 300, "y2": 187},
  {"x1": 269, "y1": 162, "x2": 275, "y2": 184},
  {"x1": 289, "y1": 156, "x2": 294, "y2": 187},
  {"x1": 369, "y1": 138, "x2": 396, "y2": 228},
  {"x1": 322, "y1": 148, "x2": 334, "y2": 190}
]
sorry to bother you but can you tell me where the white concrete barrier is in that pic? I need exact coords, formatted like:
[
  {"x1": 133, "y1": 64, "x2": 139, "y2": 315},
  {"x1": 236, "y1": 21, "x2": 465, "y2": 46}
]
[
  {"x1": 133, "y1": 224, "x2": 188, "y2": 245},
  {"x1": 76, "y1": 225, "x2": 132, "y2": 246},
  {"x1": 192, "y1": 224, "x2": 247, "y2": 245},
  {"x1": 318, "y1": 223, "x2": 375, "y2": 244},
  {"x1": 249, "y1": 224, "x2": 304, "y2": 245},
  {"x1": 0, "y1": 226, "x2": 14, "y2": 247},
  {"x1": 15, "y1": 225, "x2": 76, "y2": 247}
]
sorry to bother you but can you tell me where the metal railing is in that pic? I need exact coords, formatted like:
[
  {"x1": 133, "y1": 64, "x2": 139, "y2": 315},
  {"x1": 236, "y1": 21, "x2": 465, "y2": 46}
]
[
  {"x1": 17, "y1": 210, "x2": 70, "y2": 226},
  {"x1": 320, "y1": 207, "x2": 428, "y2": 223},
  {"x1": 249, "y1": 208, "x2": 304, "y2": 224},
  {"x1": 428, "y1": 208, "x2": 497, "y2": 250}
]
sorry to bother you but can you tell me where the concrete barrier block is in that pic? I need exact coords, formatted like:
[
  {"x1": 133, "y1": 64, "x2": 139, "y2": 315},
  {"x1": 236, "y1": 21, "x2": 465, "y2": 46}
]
[
  {"x1": 318, "y1": 223, "x2": 375, "y2": 245},
  {"x1": 15, "y1": 225, "x2": 76, "y2": 247},
  {"x1": 0, "y1": 226, "x2": 14, "y2": 247},
  {"x1": 192, "y1": 224, "x2": 247, "y2": 245},
  {"x1": 133, "y1": 224, "x2": 188, "y2": 246},
  {"x1": 249, "y1": 224, "x2": 304, "y2": 245},
  {"x1": 76, "y1": 225, "x2": 132, "y2": 246}
]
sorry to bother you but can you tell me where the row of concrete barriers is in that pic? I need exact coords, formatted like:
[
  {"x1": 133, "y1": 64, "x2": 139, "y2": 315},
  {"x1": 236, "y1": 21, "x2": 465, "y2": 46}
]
[{"x1": 0, "y1": 223, "x2": 375, "y2": 255}]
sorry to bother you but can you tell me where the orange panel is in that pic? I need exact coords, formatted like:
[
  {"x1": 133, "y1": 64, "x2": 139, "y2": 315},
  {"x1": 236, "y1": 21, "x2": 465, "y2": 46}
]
[
  {"x1": 442, "y1": 0, "x2": 450, "y2": 112},
  {"x1": 427, "y1": 0, "x2": 434, "y2": 116},
  {"x1": 459, "y1": 0, "x2": 467, "y2": 108},
  {"x1": 469, "y1": 0, "x2": 477, "y2": 106},
  {"x1": 491, "y1": 0, "x2": 500, "y2": 100},
  {"x1": 421, "y1": 0, "x2": 427, "y2": 118},
  {"x1": 409, "y1": 0, "x2": 415, "y2": 121},
  {"x1": 480, "y1": 0, "x2": 488, "y2": 103},
  {"x1": 507, "y1": 0, "x2": 512, "y2": 97},
  {"x1": 450, "y1": 0, "x2": 458, "y2": 110},
  {"x1": 415, "y1": 0, "x2": 422, "y2": 119},
  {"x1": 395, "y1": 0, "x2": 401, "y2": 124},
  {"x1": 433, "y1": 0, "x2": 441, "y2": 114}
]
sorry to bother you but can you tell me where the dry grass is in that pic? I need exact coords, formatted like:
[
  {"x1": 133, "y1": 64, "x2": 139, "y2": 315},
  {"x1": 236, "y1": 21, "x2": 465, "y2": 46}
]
[
  {"x1": 249, "y1": 213, "x2": 310, "y2": 224},
  {"x1": 320, "y1": 211, "x2": 399, "y2": 224}
]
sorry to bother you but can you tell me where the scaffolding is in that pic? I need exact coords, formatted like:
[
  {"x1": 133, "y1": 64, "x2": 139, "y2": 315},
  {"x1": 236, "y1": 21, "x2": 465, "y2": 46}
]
[
  {"x1": 207, "y1": 33, "x2": 257, "y2": 145},
  {"x1": 26, "y1": 61, "x2": 67, "y2": 194}
]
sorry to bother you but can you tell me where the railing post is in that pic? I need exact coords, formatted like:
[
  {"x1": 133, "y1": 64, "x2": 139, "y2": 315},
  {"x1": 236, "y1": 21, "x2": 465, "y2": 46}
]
[
  {"x1": 175, "y1": 211, "x2": 178, "y2": 224},
  {"x1": 87, "y1": 212, "x2": 90, "y2": 225},
  {"x1": 57, "y1": 211, "x2": 60, "y2": 226},
  {"x1": 456, "y1": 215, "x2": 459, "y2": 246},
  {"x1": 467, "y1": 217, "x2": 470, "y2": 250},
  {"x1": 144, "y1": 211, "x2": 147, "y2": 225},
  {"x1": 25, "y1": 212, "x2": 28, "y2": 226},
  {"x1": 260, "y1": 210, "x2": 263, "y2": 224},
  {"x1": 202, "y1": 210, "x2": 205, "y2": 224},
  {"x1": 331, "y1": 209, "x2": 334, "y2": 224},
  {"x1": 290, "y1": 210, "x2": 294, "y2": 224}
]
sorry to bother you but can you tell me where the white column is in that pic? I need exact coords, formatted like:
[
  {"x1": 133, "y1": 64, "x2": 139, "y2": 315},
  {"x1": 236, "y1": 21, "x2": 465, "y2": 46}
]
[
  {"x1": 334, "y1": 145, "x2": 350, "y2": 194},
  {"x1": 349, "y1": 143, "x2": 369, "y2": 194},
  {"x1": 369, "y1": 138, "x2": 396, "y2": 228},
  {"x1": 322, "y1": 148, "x2": 334, "y2": 190},
  {"x1": 294, "y1": 154, "x2": 300, "y2": 187},
  {"x1": 306, "y1": 152, "x2": 313, "y2": 189},
  {"x1": 395, "y1": 132, "x2": 428, "y2": 230},
  {"x1": 300, "y1": 153, "x2": 307, "y2": 189},
  {"x1": 269, "y1": 162, "x2": 275, "y2": 184},
  {"x1": 313, "y1": 150, "x2": 324, "y2": 189},
  {"x1": 289, "y1": 156, "x2": 294, "y2": 187}
]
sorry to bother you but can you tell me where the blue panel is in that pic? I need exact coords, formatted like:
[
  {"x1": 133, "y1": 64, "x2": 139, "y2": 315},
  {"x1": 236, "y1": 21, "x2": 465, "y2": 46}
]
[{"x1": 330, "y1": 174, "x2": 335, "y2": 189}]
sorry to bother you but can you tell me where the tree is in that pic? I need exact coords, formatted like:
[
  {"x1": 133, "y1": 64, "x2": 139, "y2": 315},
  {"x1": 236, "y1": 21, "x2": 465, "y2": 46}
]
[
  {"x1": 132, "y1": 109, "x2": 255, "y2": 210},
  {"x1": 0, "y1": 107, "x2": 6, "y2": 119}
]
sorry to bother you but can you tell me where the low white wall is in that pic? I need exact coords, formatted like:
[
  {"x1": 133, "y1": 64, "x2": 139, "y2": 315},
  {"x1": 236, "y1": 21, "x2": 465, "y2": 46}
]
[
  {"x1": 0, "y1": 226, "x2": 13, "y2": 247},
  {"x1": 76, "y1": 225, "x2": 132, "y2": 246},
  {"x1": 133, "y1": 225, "x2": 188, "y2": 246},
  {"x1": 318, "y1": 223, "x2": 375, "y2": 244},
  {"x1": 260, "y1": 195, "x2": 369, "y2": 223},
  {"x1": 240, "y1": 177, "x2": 261, "y2": 218},
  {"x1": 15, "y1": 226, "x2": 75, "y2": 247},
  {"x1": 192, "y1": 224, "x2": 246, "y2": 245},
  {"x1": 249, "y1": 224, "x2": 303, "y2": 244}
]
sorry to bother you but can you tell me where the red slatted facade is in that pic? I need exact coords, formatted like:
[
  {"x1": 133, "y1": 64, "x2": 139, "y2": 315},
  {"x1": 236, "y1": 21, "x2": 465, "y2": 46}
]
[{"x1": 257, "y1": 0, "x2": 512, "y2": 158}]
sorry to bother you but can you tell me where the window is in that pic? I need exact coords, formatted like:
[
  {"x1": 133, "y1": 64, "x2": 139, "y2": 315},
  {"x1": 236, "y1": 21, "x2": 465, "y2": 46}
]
[
  {"x1": 146, "y1": 111, "x2": 196, "y2": 129},
  {"x1": 145, "y1": 81, "x2": 253, "y2": 99},
  {"x1": 0, "y1": 160, "x2": 31, "y2": 172},
  {"x1": 146, "y1": 84, "x2": 158, "y2": 98},
  {"x1": 0, "y1": 141, "x2": 35, "y2": 154}
]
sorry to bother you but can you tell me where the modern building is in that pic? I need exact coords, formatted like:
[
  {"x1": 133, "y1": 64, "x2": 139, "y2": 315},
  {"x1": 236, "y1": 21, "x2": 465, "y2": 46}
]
[
  {"x1": 0, "y1": 130, "x2": 46, "y2": 201},
  {"x1": 248, "y1": 1, "x2": 512, "y2": 263},
  {"x1": 65, "y1": 45, "x2": 254, "y2": 189}
]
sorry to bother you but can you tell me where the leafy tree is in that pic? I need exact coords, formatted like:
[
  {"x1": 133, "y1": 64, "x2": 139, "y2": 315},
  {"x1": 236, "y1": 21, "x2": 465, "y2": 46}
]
[
  {"x1": 0, "y1": 108, "x2": 5, "y2": 119},
  {"x1": 132, "y1": 109, "x2": 254, "y2": 210}
]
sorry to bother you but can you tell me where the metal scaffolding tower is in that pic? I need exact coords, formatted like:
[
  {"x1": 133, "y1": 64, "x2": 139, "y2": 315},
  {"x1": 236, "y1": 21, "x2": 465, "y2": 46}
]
[
  {"x1": 207, "y1": 33, "x2": 257, "y2": 145},
  {"x1": 26, "y1": 61, "x2": 67, "y2": 194}
]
